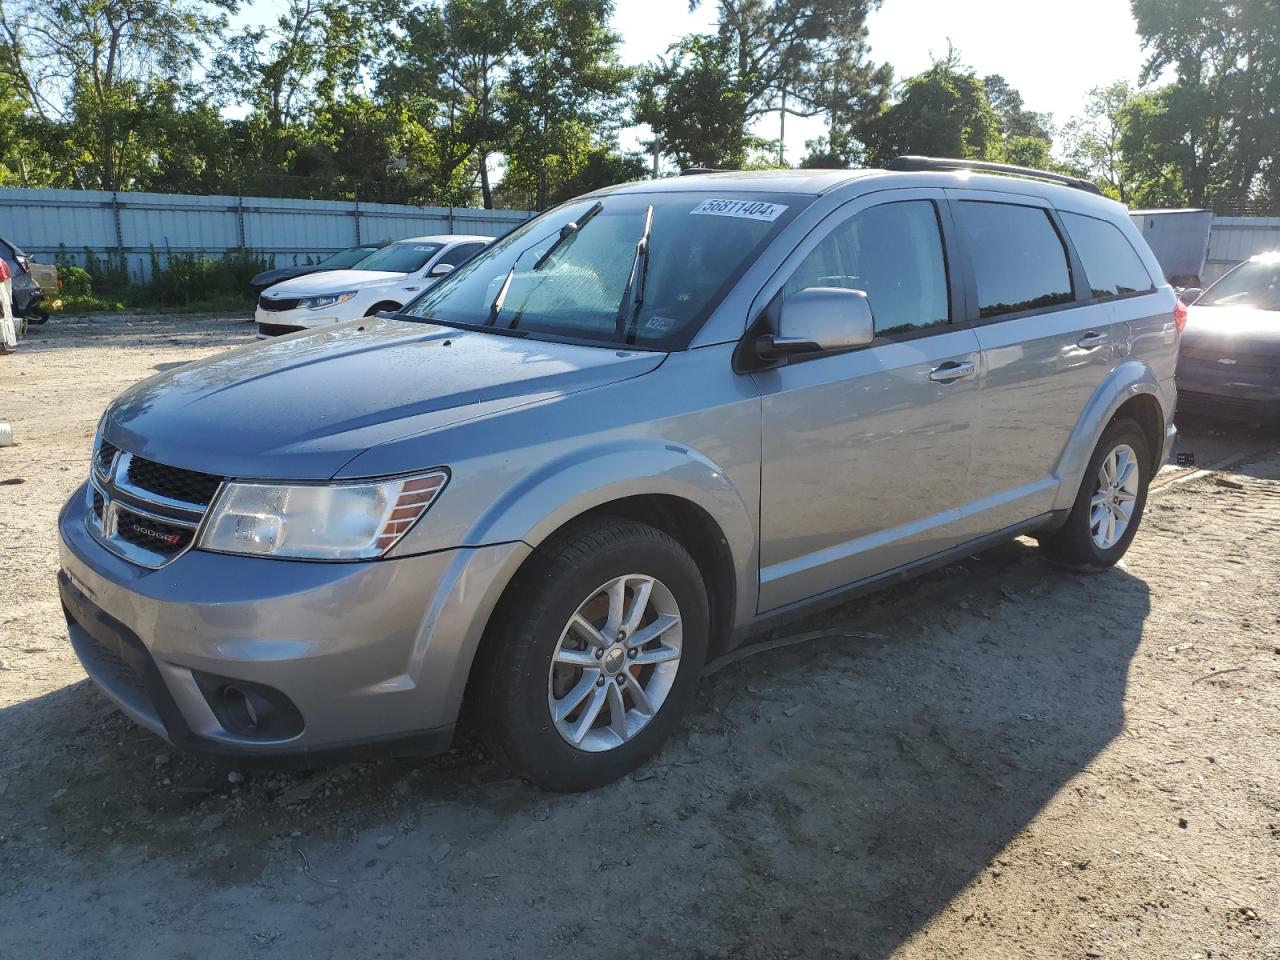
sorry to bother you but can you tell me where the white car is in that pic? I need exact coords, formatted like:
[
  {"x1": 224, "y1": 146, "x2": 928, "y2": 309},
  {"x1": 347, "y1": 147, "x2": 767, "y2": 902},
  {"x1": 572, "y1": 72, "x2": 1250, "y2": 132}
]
[{"x1": 255, "y1": 234, "x2": 491, "y2": 336}]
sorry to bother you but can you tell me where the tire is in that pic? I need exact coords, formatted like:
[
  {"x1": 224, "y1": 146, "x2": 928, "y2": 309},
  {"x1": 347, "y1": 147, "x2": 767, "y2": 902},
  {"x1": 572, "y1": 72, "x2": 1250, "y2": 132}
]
[
  {"x1": 1038, "y1": 418, "x2": 1151, "y2": 570},
  {"x1": 364, "y1": 302, "x2": 401, "y2": 317},
  {"x1": 475, "y1": 517, "x2": 710, "y2": 792}
]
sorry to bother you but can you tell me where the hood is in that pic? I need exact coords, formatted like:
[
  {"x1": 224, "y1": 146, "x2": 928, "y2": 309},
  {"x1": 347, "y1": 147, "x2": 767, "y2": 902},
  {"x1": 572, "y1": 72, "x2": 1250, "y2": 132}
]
[
  {"x1": 252, "y1": 264, "x2": 325, "y2": 288},
  {"x1": 1183, "y1": 304, "x2": 1280, "y2": 357},
  {"x1": 262, "y1": 269, "x2": 407, "y2": 297},
  {"x1": 103, "y1": 318, "x2": 666, "y2": 480}
]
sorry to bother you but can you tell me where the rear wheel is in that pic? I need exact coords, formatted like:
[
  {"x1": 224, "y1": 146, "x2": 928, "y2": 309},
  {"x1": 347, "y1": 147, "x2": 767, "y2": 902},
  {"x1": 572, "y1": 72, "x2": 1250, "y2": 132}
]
[
  {"x1": 475, "y1": 517, "x2": 709, "y2": 792},
  {"x1": 1038, "y1": 418, "x2": 1151, "y2": 569}
]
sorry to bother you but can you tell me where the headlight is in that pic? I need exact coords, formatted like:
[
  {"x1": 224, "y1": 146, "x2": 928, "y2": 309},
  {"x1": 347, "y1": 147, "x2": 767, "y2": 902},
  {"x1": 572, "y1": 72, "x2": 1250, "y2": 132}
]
[
  {"x1": 297, "y1": 291, "x2": 358, "y2": 310},
  {"x1": 197, "y1": 471, "x2": 447, "y2": 560}
]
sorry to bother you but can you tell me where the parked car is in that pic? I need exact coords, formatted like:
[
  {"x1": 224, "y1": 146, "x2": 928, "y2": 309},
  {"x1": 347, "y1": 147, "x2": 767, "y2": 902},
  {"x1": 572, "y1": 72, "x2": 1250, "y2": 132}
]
[
  {"x1": 1175, "y1": 252, "x2": 1280, "y2": 421},
  {"x1": 1, "y1": 236, "x2": 58, "y2": 323},
  {"x1": 254, "y1": 235, "x2": 491, "y2": 336},
  {"x1": 248, "y1": 242, "x2": 390, "y2": 298},
  {"x1": 59, "y1": 158, "x2": 1178, "y2": 791}
]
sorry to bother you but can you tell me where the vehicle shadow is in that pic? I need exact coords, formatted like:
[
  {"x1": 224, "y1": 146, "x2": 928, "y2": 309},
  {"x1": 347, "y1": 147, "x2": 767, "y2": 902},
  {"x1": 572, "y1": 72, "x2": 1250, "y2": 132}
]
[{"x1": 0, "y1": 540, "x2": 1149, "y2": 959}]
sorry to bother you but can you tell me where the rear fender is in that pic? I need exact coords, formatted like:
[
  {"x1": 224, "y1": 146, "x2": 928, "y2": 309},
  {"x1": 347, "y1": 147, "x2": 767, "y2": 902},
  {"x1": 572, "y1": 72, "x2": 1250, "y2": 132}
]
[{"x1": 1052, "y1": 360, "x2": 1170, "y2": 512}]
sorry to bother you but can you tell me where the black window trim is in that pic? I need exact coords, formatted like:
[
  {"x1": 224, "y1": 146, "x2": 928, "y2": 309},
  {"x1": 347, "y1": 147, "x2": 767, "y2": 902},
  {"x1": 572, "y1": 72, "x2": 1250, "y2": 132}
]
[
  {"x1": 944, "y1": 194, "x2": 1089, "y2": 328},
  {"x1": 1056, "y1": 208, "x2": 1157, "y2": 307},
  {"x1": 777, "y1": 193, "x2": 965, "y2": 353}
]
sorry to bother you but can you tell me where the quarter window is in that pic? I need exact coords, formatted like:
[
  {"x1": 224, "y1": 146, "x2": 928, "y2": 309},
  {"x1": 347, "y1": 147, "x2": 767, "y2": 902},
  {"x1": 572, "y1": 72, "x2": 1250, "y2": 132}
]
[
  {"x1": 784, "y1": 200, "x2": 950, "y2": 336},
  {"x1": 955, "y1": 201, "x2": 1074, "y2": 319},
  {"x1": 1059, "y1": 211, "x2": 1155, "y2": 299}
]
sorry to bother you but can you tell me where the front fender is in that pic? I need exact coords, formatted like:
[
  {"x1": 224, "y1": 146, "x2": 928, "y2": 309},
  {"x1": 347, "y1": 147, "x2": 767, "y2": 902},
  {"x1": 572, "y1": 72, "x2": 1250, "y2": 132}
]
[
  {"x1": 467, "y1": 438, "x2": 758, "y2": 622},
  {"x1": 1052, "y1": 360, "x2": 1170, "y2": 513}
]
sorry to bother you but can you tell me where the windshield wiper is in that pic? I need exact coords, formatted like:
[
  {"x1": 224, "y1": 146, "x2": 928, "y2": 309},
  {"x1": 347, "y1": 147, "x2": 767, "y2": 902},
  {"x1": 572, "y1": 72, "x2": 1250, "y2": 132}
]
[
  {"x1": 532, "y1": 201, "x2": 603, "y2": 271},
  {"x1": 615, "y1": 204, "x2": 654, "y2": 344},
  {"x1": 486, "y1": 201, "x2": 608, "y2": 327}
]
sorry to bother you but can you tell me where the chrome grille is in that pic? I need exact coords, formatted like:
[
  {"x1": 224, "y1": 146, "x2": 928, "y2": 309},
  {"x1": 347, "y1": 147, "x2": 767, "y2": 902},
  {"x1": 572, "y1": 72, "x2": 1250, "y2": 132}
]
[
  {"x1": 125, "y1": 456, "x2": 221, "y2": 506},
  {"x1": 86, "y1": 439, "x2": 222, "y2": 568}
]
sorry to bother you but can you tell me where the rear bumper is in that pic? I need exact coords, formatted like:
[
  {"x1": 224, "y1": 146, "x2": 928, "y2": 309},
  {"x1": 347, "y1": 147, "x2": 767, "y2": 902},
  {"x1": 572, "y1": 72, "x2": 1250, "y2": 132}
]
[{"x1": 58, "y1": 485, "x2": 530, "y2": 765}]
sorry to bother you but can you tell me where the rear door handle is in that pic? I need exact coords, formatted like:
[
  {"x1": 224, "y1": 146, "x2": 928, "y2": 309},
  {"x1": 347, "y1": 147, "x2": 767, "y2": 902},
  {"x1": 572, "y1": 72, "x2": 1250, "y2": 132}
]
[
  {"x1": 1076, "y1": 331, "x2": 1110, "y2": 349},
  {"x1": 929, "y1": 360, "x2": 976, "y2": 383}
]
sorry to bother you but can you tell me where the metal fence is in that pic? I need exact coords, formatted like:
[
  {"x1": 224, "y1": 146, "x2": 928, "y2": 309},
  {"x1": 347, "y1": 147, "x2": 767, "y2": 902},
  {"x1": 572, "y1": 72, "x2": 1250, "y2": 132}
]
[
  {"x1": 1204, "y1": 217, "x2": 1280, "y2": 285},
  {"x1": 0, "y1": 187, "x2": 535, "y2": 281}
]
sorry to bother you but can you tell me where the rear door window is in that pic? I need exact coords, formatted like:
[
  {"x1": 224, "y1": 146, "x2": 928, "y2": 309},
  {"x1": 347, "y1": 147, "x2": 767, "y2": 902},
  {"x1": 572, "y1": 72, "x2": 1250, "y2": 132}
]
[
  {"x1": 954, "y1": 201, "x2": 1074, "y2": 319},
  {"x1": 1059, "y1": 211, "x2": 1154, "y2": 299},
  {"x1": 784, "y1": 199, "x2": 950, "y2": 336}
]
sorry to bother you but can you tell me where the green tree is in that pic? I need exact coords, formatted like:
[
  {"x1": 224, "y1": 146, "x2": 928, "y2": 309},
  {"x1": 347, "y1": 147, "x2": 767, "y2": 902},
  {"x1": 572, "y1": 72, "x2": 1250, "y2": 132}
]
[
  {"x1": 982, "y1": 74, "x2": 1053, "y2": 143},
  {"x1": 860, "y1": 50, "x2": 1000, "y2": 166},
  {"x1": 497, "y1": 128, "x2": 644, "y2": 208},
  {"x1": 212, "y1": 0, "x2": 389, "y2": 193},
  {"x1": 380, "y1": 0, "x2": 527, "y2": 207},
  {"x1": 638, "y1": 0, "x2": 889, "y2": 170},
  {"x1": 634, "y1": 35, "x2": 758, "y2": 168},
  {"x1": 501, "y1": 0, "x2": 629, "y2": 209},
  {"x1": 0, "y1": 0, "x2": 234, "y2": 189},
  {"x1": 1129, "y1": 0, "x2": 1280, "y2": 207}
]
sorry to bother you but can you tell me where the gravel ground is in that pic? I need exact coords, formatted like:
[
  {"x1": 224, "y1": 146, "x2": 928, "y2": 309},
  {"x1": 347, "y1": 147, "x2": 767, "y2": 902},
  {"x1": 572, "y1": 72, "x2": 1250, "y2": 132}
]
[{"x1": 1, "y1": 313, "x2": 1279, "y2": 959}]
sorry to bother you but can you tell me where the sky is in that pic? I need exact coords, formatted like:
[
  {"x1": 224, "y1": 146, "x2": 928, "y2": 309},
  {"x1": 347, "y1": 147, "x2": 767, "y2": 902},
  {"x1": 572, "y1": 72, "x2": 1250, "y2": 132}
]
[{"x1": 229, "y1": 0, "x2": 1151, "y2": 163}]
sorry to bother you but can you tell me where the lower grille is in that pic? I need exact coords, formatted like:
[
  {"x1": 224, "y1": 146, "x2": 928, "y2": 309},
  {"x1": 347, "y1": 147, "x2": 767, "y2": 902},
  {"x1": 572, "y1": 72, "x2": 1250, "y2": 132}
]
[
  {"x1": 257, "y1": 322, "x2": 305, "y2": 337},
  {"x1": 259, "y1": 295, "x2": 300, "y2": 312},
  {"x1": 92, "y1": 489, "x2": 105, "y2": 521},
  {"x1": 71, "y1": 626, "x2": 147, "y2": 694}
]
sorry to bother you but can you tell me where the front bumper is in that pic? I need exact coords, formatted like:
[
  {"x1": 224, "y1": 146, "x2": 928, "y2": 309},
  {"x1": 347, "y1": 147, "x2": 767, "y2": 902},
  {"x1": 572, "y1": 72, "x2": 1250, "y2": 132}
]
[
  {"x1": 1176, "y1": 367, "x2": 1280, "y2": 421},
  {"x1": 254, "y1": 305, "x2": 345, "y2": 337},
  {"x1": 58, "y1": 486, "x2": 530, "y2": 765}
]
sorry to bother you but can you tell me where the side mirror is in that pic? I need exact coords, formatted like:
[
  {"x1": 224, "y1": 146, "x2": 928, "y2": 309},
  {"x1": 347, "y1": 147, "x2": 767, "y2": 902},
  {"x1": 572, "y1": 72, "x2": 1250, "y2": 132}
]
[
  {"x1": 757, "y1": 287, "x2": 875, "y2": 360},
  {"x1": 1178, "y1": 287, "x2": 1203, "y2": 305},
  {"x1": 428, "y1": 262, "x2": 455, "y2": 278}
]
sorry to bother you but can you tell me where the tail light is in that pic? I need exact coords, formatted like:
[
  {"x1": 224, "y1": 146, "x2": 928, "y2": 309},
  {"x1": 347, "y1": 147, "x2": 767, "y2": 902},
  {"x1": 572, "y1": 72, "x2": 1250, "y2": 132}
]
[{"x1": 1174, "y1": 298, "x2": 1188, "y2": 333}]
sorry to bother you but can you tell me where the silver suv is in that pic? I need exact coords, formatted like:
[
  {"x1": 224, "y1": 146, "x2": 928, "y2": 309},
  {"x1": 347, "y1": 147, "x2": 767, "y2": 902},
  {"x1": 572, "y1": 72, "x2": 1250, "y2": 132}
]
[{"x1": 58, "y1": 158, "x2": 1179, "y2": 791}]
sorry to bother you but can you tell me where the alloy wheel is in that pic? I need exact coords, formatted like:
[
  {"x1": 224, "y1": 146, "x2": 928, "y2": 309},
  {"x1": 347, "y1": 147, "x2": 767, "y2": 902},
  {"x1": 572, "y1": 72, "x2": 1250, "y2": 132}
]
[
  {"x1": 547, "y1": 574, "x2": 683, "y2": 752},
  {"x1": 1090, "y1": 442, "x2": 1140, "y2": 549}
]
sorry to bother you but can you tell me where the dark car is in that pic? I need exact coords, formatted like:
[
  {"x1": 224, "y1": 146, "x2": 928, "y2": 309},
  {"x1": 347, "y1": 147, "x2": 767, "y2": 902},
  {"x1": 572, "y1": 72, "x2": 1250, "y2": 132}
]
[
  {"x1": 249, "y1": 242, "x2": 389, "y2": 297},
  {"x1": 1, "y1": 236, "x2": 56, "y2": 322},
  {"x1": 1176, "y1": 253, "x2": 1280, "y2": 421}
]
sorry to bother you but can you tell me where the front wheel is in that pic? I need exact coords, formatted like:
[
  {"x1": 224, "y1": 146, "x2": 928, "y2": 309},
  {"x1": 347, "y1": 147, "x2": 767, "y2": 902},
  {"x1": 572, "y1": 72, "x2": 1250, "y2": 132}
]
[
  {"x1": 1038, "y1": 418, "x2": 1151, "y2": 569},
  {"x1": 475, "y1": 517, "x2": 709, "y2": 792}
]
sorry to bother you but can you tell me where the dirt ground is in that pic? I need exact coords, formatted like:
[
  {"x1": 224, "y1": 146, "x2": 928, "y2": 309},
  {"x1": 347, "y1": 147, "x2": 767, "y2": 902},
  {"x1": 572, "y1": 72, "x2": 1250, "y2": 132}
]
[{"x1": 2, "y1": 314, "x2": 1279, "y2": 959}]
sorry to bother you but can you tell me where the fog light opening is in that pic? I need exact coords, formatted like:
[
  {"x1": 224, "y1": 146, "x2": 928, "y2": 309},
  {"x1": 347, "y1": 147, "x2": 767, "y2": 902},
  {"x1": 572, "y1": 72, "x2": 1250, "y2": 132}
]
[{"x1": 221, "y1": 685, "x2": 259, "y2": 732}]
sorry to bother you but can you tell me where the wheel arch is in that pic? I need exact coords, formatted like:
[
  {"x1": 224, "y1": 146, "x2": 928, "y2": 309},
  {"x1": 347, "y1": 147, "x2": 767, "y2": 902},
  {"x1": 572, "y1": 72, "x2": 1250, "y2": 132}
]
[
  {"x1": 364, "y1": 300, "x2": 402, "y2": 316},
  {"x1": 1051, "y1": 360, "x2": 1171, "y2": 513}
]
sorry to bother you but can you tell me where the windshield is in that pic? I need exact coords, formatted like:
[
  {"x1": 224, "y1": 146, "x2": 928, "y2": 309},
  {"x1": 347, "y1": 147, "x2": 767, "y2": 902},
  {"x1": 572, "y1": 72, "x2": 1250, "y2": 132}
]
[
  {"x1": 321, "y1": 245, "x2": 382, "y2": 268},
  {"x1": 1200, "y1": 256, "x2": 1280, "y2": 311},
  {"x1": 353, "y1": 242, "x2": 443, "y2": 274},
  {"x1": 398, "y1": 192, "x2": 807, "y2": 349}
]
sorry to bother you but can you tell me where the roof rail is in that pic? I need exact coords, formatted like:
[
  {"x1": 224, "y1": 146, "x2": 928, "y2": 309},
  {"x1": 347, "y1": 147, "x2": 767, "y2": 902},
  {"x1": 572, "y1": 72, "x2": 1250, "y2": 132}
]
[{"x1": 886, "y1": 155, "x2": 1103, "y2": 196}]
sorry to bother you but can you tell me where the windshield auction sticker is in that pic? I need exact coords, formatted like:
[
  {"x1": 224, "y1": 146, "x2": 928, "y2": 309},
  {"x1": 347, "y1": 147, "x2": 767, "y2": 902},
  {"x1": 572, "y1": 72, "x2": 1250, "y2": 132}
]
[{"x1": 690, "y1": 199, "x2": 788, "y2": 222}]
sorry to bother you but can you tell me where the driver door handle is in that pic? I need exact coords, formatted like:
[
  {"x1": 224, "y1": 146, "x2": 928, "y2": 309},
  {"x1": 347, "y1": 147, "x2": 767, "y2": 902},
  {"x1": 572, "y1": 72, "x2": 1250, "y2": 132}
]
[
  {"x1": 929, "y1": 360, "x2": 976, "y2": 383},
  {"x1": 1077, "y1": 331, "x2": 1110, "y2": 349}
]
